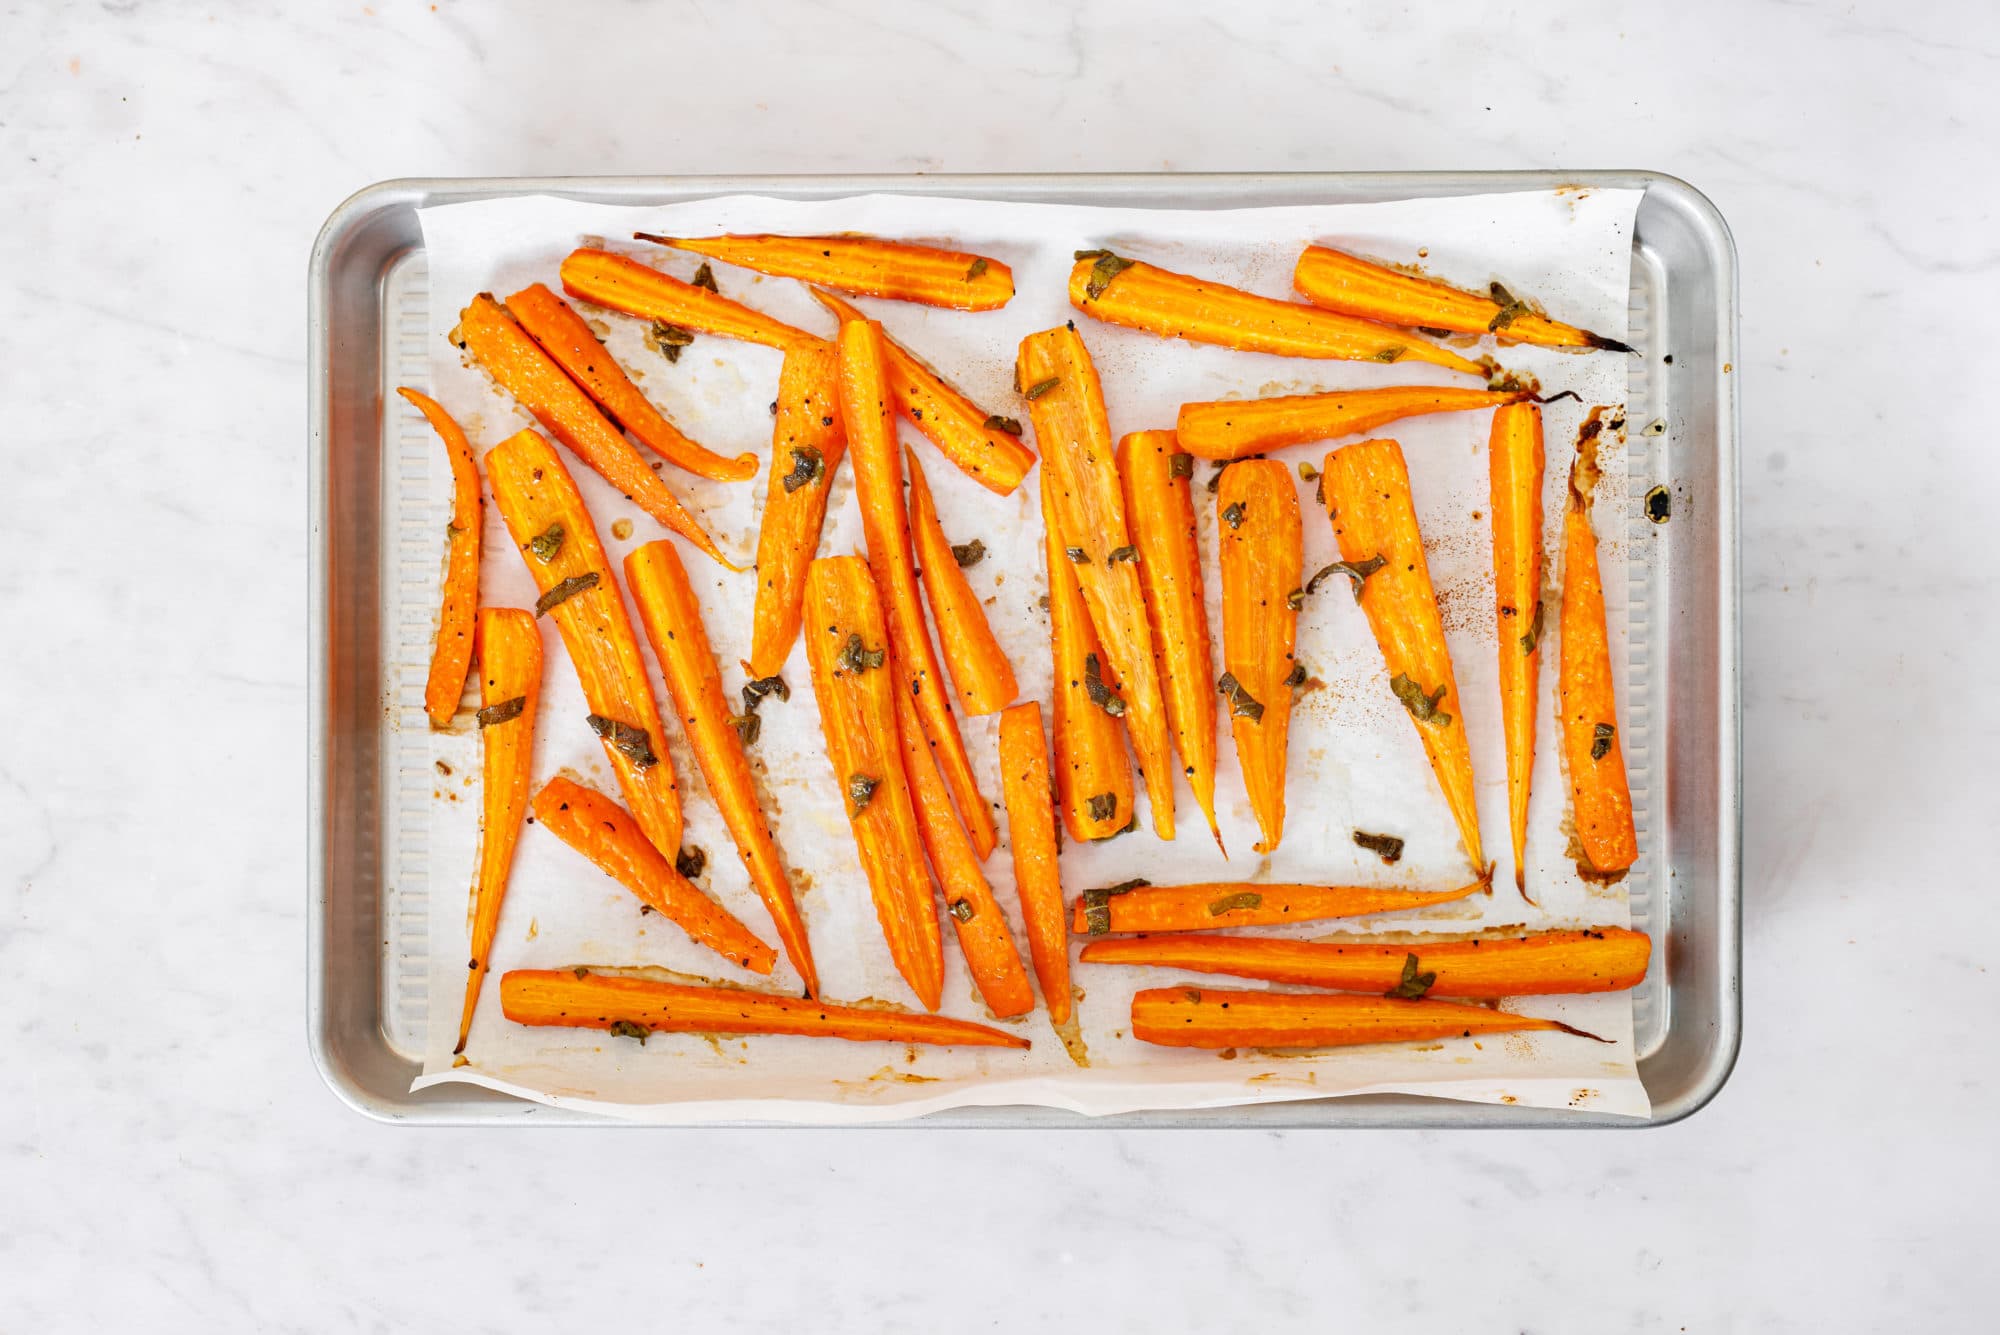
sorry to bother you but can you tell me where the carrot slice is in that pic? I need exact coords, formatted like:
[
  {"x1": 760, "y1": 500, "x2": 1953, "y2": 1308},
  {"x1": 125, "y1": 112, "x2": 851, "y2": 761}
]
[
  {"x1": 625, "y1": 539, "x2": 819, "y2": 997},
  {"x1": 1293, "y1": 245, "x2": 1634, "y2": 352},
  {"x1": 1176, "y1": 386, "x2": 1527, "y2": 460},
  {"x1": 748, "y1": 344, "x2": 848, "y2": 678},
  {"x1": 997, "y1": 701, "x2": 1072, "y2": 1024},
  {"x1": 1490, "y1": 402, "x2": 1547, "y2": 898},
  {"x1": 811, "y1": 288, "x2": 1035, "y2": 495},
  {"x1": 485, "y1": 428, "x2": 682, "y2": 856},
  {"x1": 1559, "y1": 412, "x2": 1639, "y2": 879},
  {"x1": 396, "y1": 388, "x2": 481, "y2": 728},
  {"x1": 1319, "y1": 438, "x2": 1485, "y2": 872},
  {"x1": 1131, "y1": 987, "x2": 1605, "y2": 1050},
  {"x1": 1071, "y1": 877, "x2": 1485, "y2": 935},
  {"x1": 501, "y1": 970, "x2": 1030, "y2": 1050},
  {"x1": 1082, "y1": 927, "x2": 1651, "y2": 998},
  {"x1": 837, "y1": 316, "x2": 997, "y2": 859},
  {"x1": 504, "y1": 282, "x2": 758, "y2": 483},
  {"x1": 1216, "y1": 459, "x2": 1302, "y2": 853},
  {"x1": 1067, "y1": 253, "x2": 1486, "y2": 376},
  {"x1": 531, "y1": 776, "x2": 775, "y2": 975},
  {"x1": 558, "y1": 248, "x2": 825, "y2": 352},
  {"x1": 1018, "y1": 324, "x2": 1176, "y2": 840},
  {"x1": 1039, "y1": 468, "x2": 1133, "y2": 842},
  {"x1": 906, "y1": 448, "x2": 1017, "y2": 716},
  {"x1": 801, "y1": 556, "x2": 945, "y2": 1010},
  {"x1": 455, "y1": 608, "x2": 541, "y2": 1053},
  {"x1": 456, "y1": 293, "x2": 735, "y2": 568},
  {"x1": 645, "y1": 233, "x2": 1014, "y2": 311}
]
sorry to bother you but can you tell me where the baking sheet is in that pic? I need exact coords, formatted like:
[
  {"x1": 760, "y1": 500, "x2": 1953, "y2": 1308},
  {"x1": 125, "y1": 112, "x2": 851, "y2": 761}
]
[{"x1": 406, "y1": 188, "x2": 1648, "y2": 1121}]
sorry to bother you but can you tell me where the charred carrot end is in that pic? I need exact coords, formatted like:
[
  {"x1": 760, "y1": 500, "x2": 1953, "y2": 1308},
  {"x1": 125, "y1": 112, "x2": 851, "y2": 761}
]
[
  {"x1": 1320, "y1": 438, "x2": 1485, "y2": 873},
  {"x1": 1176, "y1": 386, "x2": 1528, "y2": 460},
  {"x1": 1066, "y1": 253, "x2": 1486, "y2": 376},
  {"x1": 1039, "y1": 469, "x2": 1133, "y2": 842},
  {"x1": 997, "y1": 701, "x2": 1072, "y2": 1024},
  {"x1": 1294, "y1": 245, "x2": 1634, "y2": 353},
  {"x1": 502, "y1": 970, "x2": 1031, "y2": 1049},
  {"x1": 906, "y1": 448, "x2": 1018, "y2": 716},
  {"x1": 1489, "y1": 402, "x2": 1547, "y2": 898},
  {"x1": 1217, "y1": 459, "x2": 1302, "y2": 854},
  {"x1": 1560, "y1": 412, "x2": 1638, "y2": 880},
  {"x1": 456, "y1": 608, "x2": 541, "y2": 1053},
  {"x1": 748, "y1": 344, "x2": 848, "y2": 679},
  {"x1": 652, "y1": 233, "x2": 1015, "y2": 312},
  {"x1": 558, "y1": 248, "x2": 826, "y2": 352},
  {"x1": 396, "y1": 388, "x2": 481, "y2": 728},
  {"x1": 1071, "y1": 877, "x2": 1486, "y2": 936},
  {"x1": 1130, "y1": 987, "x2": 1608, "y2": 1050}
]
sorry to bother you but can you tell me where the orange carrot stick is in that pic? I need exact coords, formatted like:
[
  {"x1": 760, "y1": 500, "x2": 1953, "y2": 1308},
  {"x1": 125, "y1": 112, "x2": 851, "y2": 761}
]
[
  {"x1": 396, "y1": 388, "x2": 481, "y2": 728},
  {"x1": 1293, "y1": 245, "x2": 1634, "y2": 352},
  {"x1": 558, "y1": 248, "x2": 826, "y2": 352},
  {"x1": 997, "y1": 701, "x2": 1072, "y2": 1024},
  {"x1": 1319, "y1": 438, "x2": 1485, "y2": 872},
  {"x1": 1018, "y1": 324, "x2": 1176, "y2": 839},
  {"x1": 1489, "y1": 402, "x2": 1546, "y2": 898},
  {"x1": 801, "y1": 556, "x2": 945, "y2": 1010},
  {"x1": 1216, "y1": 459, "x2": 1302, "y2": 853},
  {"x1": 531, "y1": 776, "x2": 776, "y2": 975},
  {"x1": 1040, "y1": 468, "x2": 1133, "y2": 842},
  {"x1": 1071, "y1": 877, "x2": 1486, "y2": 935},
  {"x1": 906, "y1": 448, "x2": 1017, "y2": 716},
  {"x1": 455, "y1": 608, "x2": 541, "y2": 1053},
  {"x1": 644, "y1": 232, "x2": 1014, "y2": 311},
  {"x1": 1131, "y1": 987, "x2": 1606, "y2": 1050},
  {"x1": 455, "y1": 293, "x2": 735, "y2": 568},
  {"x1": 485, "y1": 428, "x2": 682, "y2": 856},
  {"x1": 1176, "y1": 386, "x2": 1527, "y2": 460},
  {"x1": 1067, "y1": 252, "x2": 1486, "y2": 376},
  {"x1": 747, "y1": 344, "x2": 847, "y2": 678},
  {"x1": 501, "y1": 970, "x2": 1030, "y2": 1049}
]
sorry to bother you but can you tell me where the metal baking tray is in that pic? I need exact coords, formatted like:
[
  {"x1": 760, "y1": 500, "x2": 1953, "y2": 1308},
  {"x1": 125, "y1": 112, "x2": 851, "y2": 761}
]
[{"x1": 309, "y1": 173, "x2": 1739, "y2": 1126}]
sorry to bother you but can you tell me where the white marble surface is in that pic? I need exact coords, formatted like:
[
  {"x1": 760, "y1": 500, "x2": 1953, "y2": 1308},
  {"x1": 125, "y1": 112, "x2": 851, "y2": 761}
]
[{"x1": 2, "y1": 1, "x2": 1993, "y2": 1328}]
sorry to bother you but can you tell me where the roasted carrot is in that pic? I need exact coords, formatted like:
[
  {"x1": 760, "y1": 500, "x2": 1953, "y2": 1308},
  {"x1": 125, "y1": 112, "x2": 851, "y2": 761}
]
[
  {"x1": 1293, "y1": 245, "x2": 1634, "y2": 352},
  {"x1": 1489, "y1": 402, "x2": 1546, "y2": 898},
  {"x1": 997, "y1": 701, "x2": 1072, "y2": 1024},
  {"x1": 1070, "y1": 876, "x2": 1486, "y2": 935},
  {"x1": 531, "y1": 776, "x2": 776, "y2": 975},
  {"x1": 1018, "y1": 324, "x2": 1176, "y2": 840},
  {"x1": 906, "y1": 447, "x2": 1017, "y2": 716},
  {"x1": 1216, "y1": 459, "x2": 1302, "y2": 853},
  {"x1": 811, "y1": 288, "x2": 1035, "y2": 495},
  {"x1": 558, "y1": 248, "x2": 825, "y2": 352},
  {"x1": 1176, "y1": 386, "x2": 1527, "y2": 460},
  {"x1": 644, "y1": 233, "x2": 1014, "y2": 311},
  {"x1": 504, "y1": 282, "x2": 758, "y2": 483},
  {"x1": 501, "y1": 970, "x2": 1030, "y2": 1050},
  {"x1": 748, "y1": 344, "x2": 848, "y2": 678},
  {"x1": 485, "y1": 428, "x2": 682, "y2": 856},
  {"x1": 1067, "y1": 252, "x2": 1486, "y2": 376},
  {"x1": 456, "y1": 293, "x2": 734, "y2": 568},
  {"x1": 837, "y1": 316, "x2": 997, "y2": 859},
  {"x1": 1131, "y1": 987, "x2": 1605, "y2": 1050},
  {"x1": 1319, "y1": 438, "x2": 1485, "y2": 873},
  {"x1": 1082, "y1": 927, "x2": 1651, "y2": 998},
  {"x1": 801, "y1": 556, "x2": 945, "y2": 1010},
  {"x1": 1559, "y1": 412, "x2": 1638, "y2": 879},
  {"x1": 625, "y1": 539, "x2": 819, "y2": 997},
  {"x1": 396, "y1": 388, "x2": 481, "y2": 728},
  {"x1": 455, "y1": 608, "x2": 540, "y2": 1053},
  {"x1": 1040, "y1": 468, "x2": 1133, "y2": 842}
]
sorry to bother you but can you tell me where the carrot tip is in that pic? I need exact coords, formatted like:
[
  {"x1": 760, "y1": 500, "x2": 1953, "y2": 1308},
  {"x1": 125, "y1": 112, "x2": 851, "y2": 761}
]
[
  {"x1": 633, "y1": 231, "x2": 675, "y2": 246},
  {"x1": 452, "y1": 1036, "x2": 467, "y2": 1055},
  {"x1": 1549, "y1": 1019, "x2": 1614, "y2": 1044}
]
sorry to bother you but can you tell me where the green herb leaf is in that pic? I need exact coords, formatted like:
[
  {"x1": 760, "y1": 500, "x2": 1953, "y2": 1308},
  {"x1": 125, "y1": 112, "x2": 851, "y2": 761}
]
[
  {"x1": 1297, "y1": 461, "x2": 1319, "y2": 481},
  {"x1": 607, "y1": 1019, "x2": 651, "y2": 1044},
  {"x1": 1169, "y1": 453, "x2": 1194, "y2": 479},
  {"x1": 1591, "y1": 722, "x2": 1616, "y2": 761},
  {"x1": 690, "y1": 262, "x2": 719, "y2": 293},
  {"x1": 1306, "y1": 553, "x2": 1386, "y2": 602},
  {"x1": 586, "y1": 713, "x2": 660, "y2": 768},
  {"x1": 535, "y1": 571, "x2": 601, "y2": 617},
  {"x1": 964, "y1": 257, "x2": 989, "y2": 282},
  {"x1": 781, "y1": 444, "x2": 826, "y2": 494},
  {"x1": 837, "y1": 632, "x2": 886, "y2": 675},
  {"x1": 1084, "y1": 252, "x2": 1135, "y2": 300},
  {"x1": 1085, "y1": 791, "x2": 1118, "y2": 824},
  {"x1": 1221, "y1": 501, "x2": 1247, "y2": 530},
  {"x1": 1486, "y1": 282, "x2": 1529, "y2": 333},
  {"x1": 475, "y1": 696, "x2": 526, "y2": 728},
  {"x1": 1107, "y1": 544, "x2": 1137, "y2": 564},
  {"x1": 1520, "y1": 599, "x2": 1545, "y2": 656},
  {"x1": 1206, "y1": 890, "x2": 1263, "y2": 916},
  {"x1": 1370, "y1": 346, "x2": 1406, "y2": 363},
  {"x1": 1352, "y1": 829, "x2": 1405, "y2": 864},
  {"x1": 1065, "y1": 545, "x2": 1088, "y2": 564},
  {"x1": 951, "y1": 539, "x2": 987, "y2": 568},
  {"x1": 1283, "y1": 662, "x2": 1307, "y2": 688},
  {"x1": 1286, "y1": 587, "x2": 1305, "y2": 611},
  {"x1": 1079, "y1": 877, "x2": 1147, "y2": 934},
  {"x1": 948, "y1": 898, "x2": 976, "y2": 923},
  {"x1": 572, "y1": 966, "x2": 589, "y2": 980},
  {"x1": 648, "y1": 321, "x2": 694, "y2": 363},
  {"x1": 1216, "y1": 671, "x2": 1265, "y2": 722},
  {"x1": 1073, "y1": 248, "x2": 1111, "y2": 260},
  {"x1": 983, "y1": 414, "x2": 1023, "y2": 436},
  {"x1": 727, "y1": 711, "x2": 761, "y2": 746},
  {"x1": 1083, "y1": 652, "x2": 1126, "y2": 717},
  {"x1": 1387, "y1": 952, "x2": 1437, "y2": 1000},
  {"x1": 848, "y1": 773, "x2": 880, "y2": 815},
  {"x1": 1389, "y1": 673, "x2": 1452, "y2": 728},
  {"x1": 741, "y1": 674, "x2": 790, "y2": 712},
  {"x1": 1024, "y1": 376, "x2": 1060, "y2": 401},
  {"x1": 1416, "y1": 326, "x2": 1454, "y2": 339},
  {"x1": 675, "y1": 845, "x2": 707, "y2": 880},
  {"x1": 527, "y1": 522, "x2": 566, "y2": 563}
]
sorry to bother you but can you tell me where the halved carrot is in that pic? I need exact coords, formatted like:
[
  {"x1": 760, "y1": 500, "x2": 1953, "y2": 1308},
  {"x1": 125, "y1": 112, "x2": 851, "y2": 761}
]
[
  {"x1": 811, "y1": 288, "x2": 1035, "y2": 495},
  {"x1": 504, "y1": 282, "x2": 758, "y2": 483},
  {"x1": 396, "y1": 388, "x2": 481, "y2": 728},
  {"x1": 837, "y1": 316, "x2": 997, "y2": 859},
  {"x1": 456, "y1": 293, "x2": 734, "y2": 568},
  {"x1": 906, "y1": 447, "x2": 1017, "y2": 716},
  {"x1": 1070, "y1": 877, "x2": 1486, "y2": 935},
  {"x1": 1559, "y1": 411, "x2": 1638, "y2": 880},
  {"x1": 801, "y1": 556, "x2": 944, "y2": 1010},
  {"x1": 531, "y1": 776, "x2": 775, "y2": 975},
  {"x1": 997, "y1": 701, "x2": 1071, "y2": 1024},
  {"x1": 1018, "y1": 324, "x2": 1176, "y2": 840},
  {"x1": 1131, "y1": 987, "x2": 1606, "y2": 1050},
  {"x1": 558, "y1": 248, "x2": 825, "y2": 352},
  {"x1": 455, "y1": 608, "x2": 540, "y2": 1053},
  {"x1": 625, "y1": 539, "x2": 818, "y2": 998},
  {"x1": 1081, "y1": 927, "x2": 1652, "y2": 998},
  {"x1": 748, "y1": 344, "x2": 847, "y2": 678},
  {"x1": 501, "y1": 970, "x2": 1030, "y2": 1050},
  {"x1": 1319, "y1": 438, "x2": 1485, "y2": 873},
  {"x1": 1040, "y1": 467, "x2": 1133, "y2": 842},
  {"x1": 485, "y1": 428, "x2": 682, "y2": 856},
  {"x1": 1216, "y1": 459, "x2": 1302, "y2": 853},
  {"x1": 1067, "y1": 252, "x2": 1486, "y2": 376},
  {"x1": 1489, "y1": 402, "x2": 1546, "y2": 898},
  {"x1": 1293, "y1": 245, "x2": 1634, "y2": 352},
  {"x1": 1176, "y1": 386, "x2": 1527, "y2": 460},
  {"x1": 644, "y1": 233, "x2": 1014, "y2": 311}
]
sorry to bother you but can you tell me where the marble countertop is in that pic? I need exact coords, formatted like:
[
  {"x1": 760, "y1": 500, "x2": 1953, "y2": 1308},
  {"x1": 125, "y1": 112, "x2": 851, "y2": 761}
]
[{"x1": 4, "y1": 1, "x2": 1993, "y2": 1329}]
